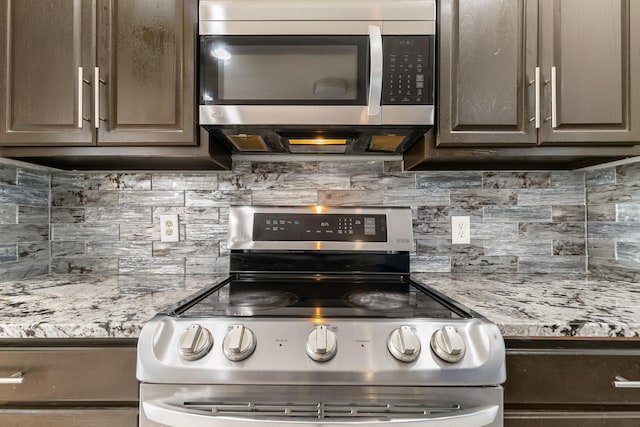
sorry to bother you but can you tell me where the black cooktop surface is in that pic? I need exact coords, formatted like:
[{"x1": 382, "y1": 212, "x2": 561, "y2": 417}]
[{"x1": 171, "y1": 274, "x2": 470, "y2": 319}]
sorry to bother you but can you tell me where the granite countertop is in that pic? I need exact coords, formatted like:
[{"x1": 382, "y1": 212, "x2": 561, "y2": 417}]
[{"x1": 0, "y1": 273, "x2": 638, "y2": 339}]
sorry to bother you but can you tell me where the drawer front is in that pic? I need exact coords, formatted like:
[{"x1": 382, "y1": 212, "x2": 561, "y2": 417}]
[
  {"x1": 0, "y1": 408, "x2": 137, "y2": 427},
  {"x1": 505, "y1": 351, "x2": 640, "y2": 406},
  {"x1": 0, "y1": 347, "x2": 138, "y2": 402},
  {"x1": 505, "y1": 411, "x2": 640, "y2": 427}
]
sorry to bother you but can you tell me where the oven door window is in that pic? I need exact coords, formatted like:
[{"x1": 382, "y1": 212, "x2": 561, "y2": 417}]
[{"x1": 200, "y1": 36, "x2": 369, "y2": 105}]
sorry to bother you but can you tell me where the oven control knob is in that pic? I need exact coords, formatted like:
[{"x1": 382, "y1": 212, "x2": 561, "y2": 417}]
[
  {"x1": 430, "y1": 326, "x2": 466, "y2": 363},
  {"x1": 387, "y1": 325, "x2": 421, "y2": 362},
  {"x1": 223, "y1": 324, "x2": 257, "y2": 361},
  {"x1": 306, "y1": 325, "x2": 337, "y2": 362},
  {"x1": 179, "y1": 324, "x2": 213, "y2": 361}
]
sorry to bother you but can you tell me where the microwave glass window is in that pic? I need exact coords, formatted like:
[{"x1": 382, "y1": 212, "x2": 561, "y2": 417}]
[{"x1": 201, "y1": 36, "x2": 368, "y2": 105}]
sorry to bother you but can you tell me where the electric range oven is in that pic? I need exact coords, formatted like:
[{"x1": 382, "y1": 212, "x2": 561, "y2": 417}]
[{"x1": 137, "y1": 206, "x2": 506, "y2": 427}]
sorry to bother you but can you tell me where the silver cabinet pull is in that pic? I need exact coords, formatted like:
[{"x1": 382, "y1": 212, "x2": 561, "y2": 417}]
[
  {"x1": 0, "y1": 372, "x2": 25, "y2": 385},
  {"x1": 77, "y1": 67, "x2": 84, "y2": 129},
  {"x1": 94, "y1": 67, "x2": 100, "y2": 129},
  {"x1": 367, "y1": 25, "x2": 383, "y2": 117},
  {"x1": 551, "y1": 66, "x2": 557, "y2": 129},
  {"x1": 532, "y1": 67, "x2": 541, "y2": 128},
  {"x1": 614, "y1": 376, "x2": 640, "y2": 388}
]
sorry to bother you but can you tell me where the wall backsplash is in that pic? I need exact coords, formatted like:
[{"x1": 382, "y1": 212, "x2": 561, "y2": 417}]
[{"x1": 17, "y1": 156, "x2": 640, "y2": 282}]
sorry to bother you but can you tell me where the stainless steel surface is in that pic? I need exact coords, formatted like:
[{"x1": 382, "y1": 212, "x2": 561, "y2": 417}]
[
  {"x1": 551, "y1": 66, "x2": 557, "y2": 129},
  {"x1": 534, "y1": 67, "x2": 541, "y2": 129},
  {"x1": 94, "y1": 67, "x2": 100, "y2": 129},
  {"x1": 77, "y1": 67, "x2": 83, "y2": 129},
  {"x1": 199, "y1": 21, "x2": 435, "y2": 36},
  {"x1": 368, "y1": 25, "x2": 383, "y2": 117},
  {"x1": 179, "y1": 324, "x2": 214, "y2": 361},
  {"x1": 0, "y1": 371, "x2": 24, "y2": 385},
  {"x1": 614, "y1": 376, "x2": 640, "y2": 389},
  {"x1": 223, "y1": 325, "x2": 257, "y2": 362},
  {"x1": 0, "y1": 408, "x2": 138, "y2": 427},
  {"x1": 140, "y1": 384, "x2": 503, "y2": 427},
  {"x1": 227, "y1": 206, "x2": 414, "y2": 252},
  {"x1": 430, "y1": 326, "x2": 466, "y2": 364},
  {"x1": 306, "y1": 325, "x2": 338, "y2": 362},
  {"x1": 387, "y1": 326, "x2": 421, "y2": 363}
]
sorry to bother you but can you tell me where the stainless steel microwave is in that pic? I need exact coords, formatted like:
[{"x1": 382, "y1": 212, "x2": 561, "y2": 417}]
[{"x1": 198, "y1": 0, "x2": 436, "y2": 129}]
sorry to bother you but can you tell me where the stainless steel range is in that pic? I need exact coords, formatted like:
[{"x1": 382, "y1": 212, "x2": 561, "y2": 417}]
[{"x1": 137, "y1": 206, "x2": 506, "y2": 427}]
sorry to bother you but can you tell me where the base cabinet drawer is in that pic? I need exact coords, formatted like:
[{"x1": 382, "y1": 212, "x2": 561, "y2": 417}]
[
  {"x1": 505, "y1": 411, "x2": 640, "y2": 427},
  {"x1": 0, "y1": 408, "x2": 138, "y2": 427}
]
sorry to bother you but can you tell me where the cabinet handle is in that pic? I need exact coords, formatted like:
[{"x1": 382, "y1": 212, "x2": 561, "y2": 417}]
[
  {"x1": 551, "y1": 66, "x2": 557, "y2": 129},
  {"x1": 530, "y1": 67, "x2": 541, "y2": 128},
  {"x1": 614, "y1": 376, "x2": 640, "y2": 388},
  {"x1": 77, "y1": 67, "x2": 83, "y2": 129},
  {"x1": 0, "y1": 371, "x2": 25, "y2": 385},
  {"x1": 367, "y1": 25, "x2": 383, "y2": 117},
  {"x1": 94, "y1": 67, "x2": 100, "y2": 129}
]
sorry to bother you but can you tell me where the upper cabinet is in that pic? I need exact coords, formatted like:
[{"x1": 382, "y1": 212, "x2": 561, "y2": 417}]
[
  {"x1": 0, "y1": 0, "x2": 196, "y2": 147},
  {"x1": 439, "y1": 0, "x2": 640, "y2": 147}
]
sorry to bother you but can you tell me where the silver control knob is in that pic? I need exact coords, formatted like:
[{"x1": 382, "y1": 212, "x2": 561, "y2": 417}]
[
  {"x1": 306, "y1": 325, "x2": 337, "y2": 362},
  {"x1": 179, "y1": 324, "x2": 213, "y2": 361},
  {"x1": 430, "y1": 325, "x2": 466, "y2": 363},
  {"x1": 387, "y1": 325, "x2": 421, "y2": 362},
  {"x1": 223, "y1": 324, "x2": 257, "y2": 361}
]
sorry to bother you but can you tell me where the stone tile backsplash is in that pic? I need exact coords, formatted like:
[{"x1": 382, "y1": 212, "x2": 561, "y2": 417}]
[{"x1": 7, "y1": 156, "x2": 638, "y2": 282}]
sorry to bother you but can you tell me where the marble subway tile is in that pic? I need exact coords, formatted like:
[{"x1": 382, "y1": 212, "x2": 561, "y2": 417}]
[
  {"x1": 0, "y1": 224, "x2": 49, "y2": 243},
  {"x1": 153, "y1": 207, "x2": 219, "y2": 224},
  {"x1": 83, "y1": 173, "x2": 151, "y2": 190},
  {"x1": 153, "y1": 241, "x2": 218, "y2": 257},
  {"x1": 119, "y1": 191, "x2": 184, "y2": 207},
  {"x1": 552, "y1": 205, "x2": 585, "y2": 222},
  {"x1": 383, "y1": 189, "x2": 449, "y2": 206},
  {"x1": 318, "y1": 190, "x2": 383, "y2": 206},
  {"x1": 482, "y1": 172, "x2": 551, "y2": 189},
  {"x1": 550, "y1": 171, "x2": 585, "y2": 189},
  {"x1": 186, "y1": 257, "x2": 230, "y2": 275},
  {"x1": 412, "y1": 222, "x2": 450, "y2": 239},
  {"x1": 472, "y1": 222, "x2": 519, "y2": 240},
  {"x1": 18, "y1": 242, "x2": 49, "y2": 261},
  {"x1": 587, "y1": 222, "x2": 640, "y2": 241},
  {"x1": 217, "y1": 174, "x2": 249, "y2": 190},
  {"x1": 152, "y1": 173, "x2": 217, "y2": 190},
  {"x1": 452, "y1": 255, "x2": 517, "y2": 273},
  {"x1": 518, "y1": 188, "x2": 585, "y2": 206},
  {"x1": 586, "y1": 168, "x2": 616, "y2": 187},
  {"x1": 120, "y1": 224, "x2": 160, "y2": 241},
  {"x1": 252, "y1": 190, "x2": 317, "y2": 205},
  {"x1": 51, "y1": 257, "x2": 118, "y2": 275},
  {"x1": 0, "y1": 204, "x2": 17, "y2": 224},
  {"x1": 415, "y1": 206, "x2": 450, "y2": 222},
  {"x1": 0, "y1": 244, "x2": 17, "y2": 263},
  {"x1": 616, "y1": 203, "x2": 640, "y2": 222},
  {"x1": 282, "y1": 174, "x2": 350, "y2": 190},
  {"x1": 51, "y1": 224, "x2": 118, "y2": 241},
  {"x1": 0, "y1": 184, "x2": 49, "y2": 206},
  {"x1": 219, "y1": 207, "x2": 230, "y2": 224},
  {"x1": 86, "y1": 241, "x2": 152, "y2": 257},
  {"x1": 519, "y1": 222, "x2": 585, "y2": 240},
  {"x1": 416, "y1": 172, "x2": 483, "y2": 190},
  {"x1": 483, "y1": 206, "x2": 551, "y2": 222},
  {"x1": 350, "y1": 173, "x2": 415, "y2": 190},
  {"x1": 185, "y1": 190, "x2": 250, "y2": 207},
  {"x1": 240, "y1": 161, "x2": 318, "y2": 174},
  {"x1": 17, "y1": 168, "x2": 49, "y2": 189},
  {"x1": 483, "y1": 240, "x2": 551, "y2": 256},
  {"x1": 51, "y1": 190, "x2": 118, "y2": 207},
  {"x1": 384, "y1": 161, "x2": 403, "y2": 173},
  {"x1": 586, "y1": 204, "x2": 616, "y2": 222},
  {"x1": 616, "y1": 242, "x2": 640, "y2": 263},
  {"x1": 51, "y1": 173, "x2": 86, "y2": 190},
  {"x1": 587, "y1": 182, "x2": 640, "y2": 205},
  {"x1": 119, "y1": 257, "x2": 185, "y2": 275},
  {"x1": 552, "y1": 239, "x2": 586, "y2": 256},
  {"x1": 410, "y1": 255, "x2": 451, "y2": 272},
  {"x1": 51, "y1": 241, "x2": 86, "y2": 257},
  {"x1": 587, "y1": 239, "x2": 615, "y2": 258},
  {"x1": 416, "y1": 240, "x2": 484, "y2": 257},
  {"x1": 318, "y1": 161, "x2": 384, "y2": 174},
  {"x1": 0, "y1": 260, "x2": 49, "y2": 282},
  {"x1": 518, "y1": 256, "x2": 585, "y2": 273},
  {"x1": 51, "y1": 208, "x2": 85, "y2": 224},
  {"x1": 85, "y1": 207, "x2": 151, "y2": 223},
  {"x1": 18, "y1": 206, "x2": 48, "y2": 224},
  {"x1": 185, "y1": 224, "x2": 228, "y2": 241},
  {"x1": 448, "y1": 206, "x2": 485, "y2": 221},
  {"x1": 0, "y1": 163, "x2": 17, "y2": 185},
  {"x1": 617, "y1": 162, "x2": 640, "y2": 184},
  {"x1": 231, "y1": 162, "x2": 253, "y2": 173},
  {"x1": 589, "y1": 258, "x2": 640, "y2": 282},
  {"x1": 450, "y1": 189, "x2": 516, "y2": 207}
]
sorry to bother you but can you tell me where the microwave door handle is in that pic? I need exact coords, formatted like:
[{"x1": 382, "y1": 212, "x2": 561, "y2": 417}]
[{"x1": 368, "y1": 25, "x2": 383, "y2": 117}]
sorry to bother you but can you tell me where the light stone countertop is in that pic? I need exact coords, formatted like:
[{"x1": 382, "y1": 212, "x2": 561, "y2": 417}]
[{"x1": 0, "y1": 273, "x2": 638, "y2": 339}]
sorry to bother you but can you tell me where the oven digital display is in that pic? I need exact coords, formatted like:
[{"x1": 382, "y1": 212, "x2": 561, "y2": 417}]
[{"x1": 253, "y1": 213, "x2": 387, "y2": 242}]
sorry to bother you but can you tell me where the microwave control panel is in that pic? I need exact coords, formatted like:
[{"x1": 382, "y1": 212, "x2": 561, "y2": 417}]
[{"x1": 382, "y1": 36, "x2": 434, "y2": 105}]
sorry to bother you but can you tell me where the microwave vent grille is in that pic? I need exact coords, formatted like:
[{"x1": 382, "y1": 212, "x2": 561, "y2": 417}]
[
  {"x1": 369, "y1": 135, "x2": 405, "y2": 152},
  {"x1": 228, "y1": 134, "x2": 269, "y2": 152}
]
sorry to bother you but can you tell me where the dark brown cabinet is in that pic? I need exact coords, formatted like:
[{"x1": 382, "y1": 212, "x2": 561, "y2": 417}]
[
  {"x1": 438, "y1": 0, "x2": 640, "y2": 147},
  {"x1": 0, "y1": 0, "x2": 196, "y2": 147},
  {"x1": 504, "y1": 338, "x2": 640, "y2": 427}
]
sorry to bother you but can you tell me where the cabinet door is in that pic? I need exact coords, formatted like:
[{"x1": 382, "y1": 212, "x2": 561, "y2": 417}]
[
  {"x1": 540, "y1": 0, "x2": 640, "y2": 144},
  {"x1": 0, "y1": 0, "x2": 95, "y2": 146},
  {"x1": 438, "y1": 0, "x2": 538, "y2": 146},
  {"x1": 96, "y1": 0, "x2": 196, "y2": 146},
  {"x1": 0, "y1": 409, "x2": 138, "y2": 427}
]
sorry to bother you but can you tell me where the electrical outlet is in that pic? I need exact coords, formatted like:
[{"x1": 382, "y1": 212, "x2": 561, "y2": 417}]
[
  {"x1": 160, "y1": 214, "x2": 180, "y2": 242},
  {"x1": 451, "y1": 216, "x2": 470, "y2": 245}
]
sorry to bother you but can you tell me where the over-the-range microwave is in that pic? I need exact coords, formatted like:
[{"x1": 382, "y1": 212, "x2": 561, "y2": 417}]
[{"x1": 198, "y1": 0, "x2": 436, "y2": 155}]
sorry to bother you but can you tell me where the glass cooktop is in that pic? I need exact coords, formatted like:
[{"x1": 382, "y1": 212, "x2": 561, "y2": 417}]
[{"x1": 171, "y1": 275, "x2": 470, "y2": 319}]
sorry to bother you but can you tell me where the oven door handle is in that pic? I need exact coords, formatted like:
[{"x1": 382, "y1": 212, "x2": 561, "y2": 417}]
[
  {"x1": 143, "y1": 401, "x2": 499, "y2": 427},
  {"x1": 367, "y1": 25, "x2": 383, "y2": 117}
]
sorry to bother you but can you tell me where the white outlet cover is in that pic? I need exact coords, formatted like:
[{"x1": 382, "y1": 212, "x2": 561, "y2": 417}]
[
  {"x1": 451, "y1": 216, "x2": 471, "y2": 245},
  {"x1": 160, "y1": 214, "x2": 180, "y2": 242}
]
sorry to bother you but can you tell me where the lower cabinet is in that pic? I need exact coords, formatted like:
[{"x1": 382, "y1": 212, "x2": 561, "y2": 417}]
[
  {"x1": 0, "y1": 340, "x2": 138, "y2": 427},
  {"x1": 504, "y1": 338, "x2": 640, "y2": 427}
]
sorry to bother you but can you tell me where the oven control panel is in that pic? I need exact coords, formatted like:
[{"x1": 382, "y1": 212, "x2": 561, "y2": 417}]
[{"x1": 253, "y1": 213, "x2": 387, "y2": 242}]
